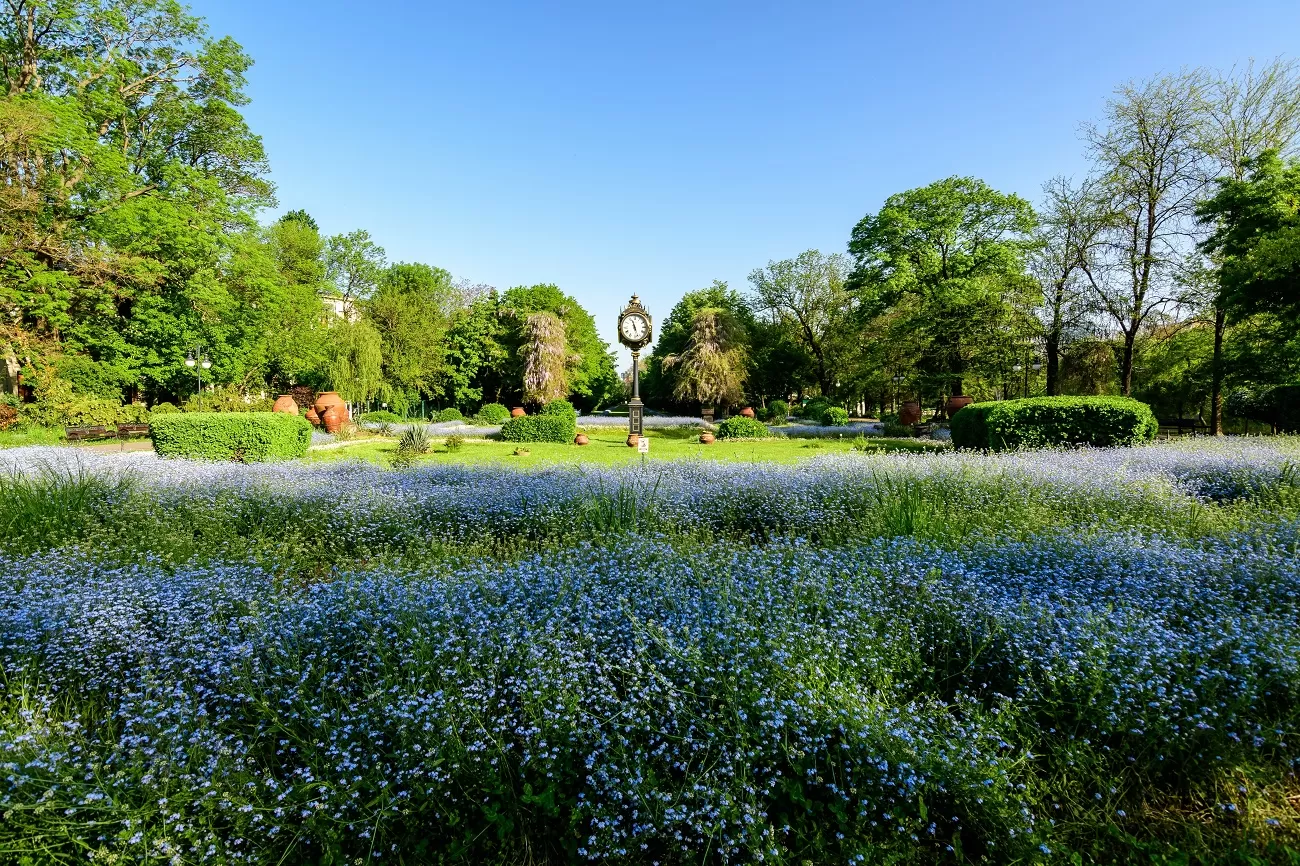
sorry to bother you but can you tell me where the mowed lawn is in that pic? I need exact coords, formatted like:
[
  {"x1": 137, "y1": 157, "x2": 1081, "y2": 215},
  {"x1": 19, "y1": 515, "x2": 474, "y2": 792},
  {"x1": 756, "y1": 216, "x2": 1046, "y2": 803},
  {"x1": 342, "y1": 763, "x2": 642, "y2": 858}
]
[{"x1": 305, "y1": 425, "x2": 944, "y2": 467}]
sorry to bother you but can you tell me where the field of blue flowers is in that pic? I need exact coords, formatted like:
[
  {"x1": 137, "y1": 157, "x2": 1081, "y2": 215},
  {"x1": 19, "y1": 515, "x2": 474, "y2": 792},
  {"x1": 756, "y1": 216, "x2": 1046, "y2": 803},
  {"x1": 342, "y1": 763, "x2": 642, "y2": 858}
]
[{"x1": 1, "y1": 439, "x2": 1298, "y2": 864}]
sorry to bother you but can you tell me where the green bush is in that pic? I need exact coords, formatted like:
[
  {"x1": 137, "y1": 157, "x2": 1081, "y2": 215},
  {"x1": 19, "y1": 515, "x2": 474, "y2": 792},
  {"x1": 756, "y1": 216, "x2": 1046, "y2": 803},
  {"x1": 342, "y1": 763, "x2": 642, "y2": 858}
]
[
  {"x1": 150, "y1": 412, "x2": 312, "y2": 461},
  {"x1": 360, "y1": 410, "x2": 402, "y2": 424},
  {"x1": 150, "y1": 402, "x2": 181, "y2": 415},
  {"x1": 1227, "y1": 384, "x2": 1300, "y2": 433},
  {"x1": 950, "y1": 396, "x2": 1159, "y2": 451},
  {"x1": 435, "y1": 407, "x2": 464, "y2": 423},
  {"x1": 800, "y1": 399, "x2": 830, "y2": 421},
  {"x1": 398, "y1": 424, "x2": 432, "y2": 455},
  {"x1": 822, "y1": 406, "x2": 849, "y2": 426},
  {"x1": 761, "y1": 399, "x2": 790, "y2": 423},
  {"x1": 539, "y1": 399, "x2": 577, "y2": 421},
  {"x1": 499, "y1": 414, "x2": 576, "y2": 443},
  {"x1": 475, "y1": 403, "x2": 511, "y2": 425},
  {"x1": 716, "y1": 416, "x2": 769, "y2": 440}
]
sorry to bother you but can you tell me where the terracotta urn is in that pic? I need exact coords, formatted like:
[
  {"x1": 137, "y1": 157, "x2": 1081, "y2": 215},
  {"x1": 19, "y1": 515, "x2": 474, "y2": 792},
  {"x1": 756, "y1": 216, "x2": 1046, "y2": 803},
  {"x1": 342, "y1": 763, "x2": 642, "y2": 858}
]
[
  {"x1": 946, "y1": 395, "x2": 974, "y2": 417},
  {"x1": 740, "y1": 407, "x2": 755, "y2": 418},
  {"x1": 510, "y1": 407, "x2": 526, "y2": 418},
  {"x1": 899, "y1": 400, "x2": 922, "y2": 426},
  {"x1": 314, "y1": 391, "x2": 344, "y2": 417},
  {"x1": 272, "y1": 394, "x2": 298, "y2": 415},
  {"x1": 322, "y1": 404, "x2": 346, "y2": 434},
  {"x1": 626, "y1": 433, "x2": 640, "y2": 448},
  {"x1": 574, "y1": 433, "x2": 589, "y2": 446},
  {"x1": 305, "y1": 407, "x2": 321, "y2": 426},
  {"x1": 699, "y1": 432, "x2": 715, "y2": 445}
]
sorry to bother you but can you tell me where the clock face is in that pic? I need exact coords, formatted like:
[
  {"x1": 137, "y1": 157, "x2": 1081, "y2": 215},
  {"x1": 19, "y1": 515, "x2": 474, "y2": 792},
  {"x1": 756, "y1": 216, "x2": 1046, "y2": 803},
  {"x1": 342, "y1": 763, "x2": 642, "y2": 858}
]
[{"x1": 620, "y1": 313, "x2": 648, "y2": 342}]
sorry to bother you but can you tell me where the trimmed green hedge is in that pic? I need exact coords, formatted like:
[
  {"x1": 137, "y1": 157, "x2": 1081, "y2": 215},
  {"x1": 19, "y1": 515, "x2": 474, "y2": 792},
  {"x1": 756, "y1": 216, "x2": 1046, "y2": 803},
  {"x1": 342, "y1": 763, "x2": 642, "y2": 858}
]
[
  {"x1": 360, "y1": 410, "x2": 402, "y2": 423},
  {"x1": 499, "y1": 414, "x2": 576, "y2": 443},
  {"x1": 151, "y1": 412, "x2": 312, "y2": 461},
  {"x1": 716, "y1": 416, "x2": 769, "y2": 440},
  {"x1": 950, "y1": 396, "x2": 1159, "y2": 451}
]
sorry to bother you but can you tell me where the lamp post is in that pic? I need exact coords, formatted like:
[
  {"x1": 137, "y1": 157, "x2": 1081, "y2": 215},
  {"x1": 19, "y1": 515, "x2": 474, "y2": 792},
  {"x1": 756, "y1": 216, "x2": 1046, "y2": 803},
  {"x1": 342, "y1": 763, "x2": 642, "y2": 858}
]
[
  {"x1": 185, "y1": 346, "x2": 212, "y2": 410},
  {"x1": 892, "y1": 375, "x2": 905, "y2": 414}
]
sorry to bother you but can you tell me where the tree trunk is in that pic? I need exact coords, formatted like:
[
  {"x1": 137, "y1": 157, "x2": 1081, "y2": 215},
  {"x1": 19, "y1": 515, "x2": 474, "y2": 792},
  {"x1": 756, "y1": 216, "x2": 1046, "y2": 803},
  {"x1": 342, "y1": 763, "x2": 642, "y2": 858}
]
[
  {"x1": 1120, "y1": 330, "x2": 1136, "y2": 396},
  {"x1": 1210, "y1": 305, "x2": 1225, "y2": 435},
  {"x1": 1045, "y1": 334, "x2": 1060, "y2": 396}
]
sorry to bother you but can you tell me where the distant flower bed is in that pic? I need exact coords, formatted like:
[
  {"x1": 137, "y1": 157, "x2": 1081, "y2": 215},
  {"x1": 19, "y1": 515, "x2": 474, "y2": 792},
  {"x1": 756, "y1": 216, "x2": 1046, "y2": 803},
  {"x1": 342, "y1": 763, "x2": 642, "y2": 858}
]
[
  {"x1": 577, "y1": 415, "x2": 707, "y2": 428},
  {"x1": 773, "y1": 422, "x2": 883, "y2": 438}
]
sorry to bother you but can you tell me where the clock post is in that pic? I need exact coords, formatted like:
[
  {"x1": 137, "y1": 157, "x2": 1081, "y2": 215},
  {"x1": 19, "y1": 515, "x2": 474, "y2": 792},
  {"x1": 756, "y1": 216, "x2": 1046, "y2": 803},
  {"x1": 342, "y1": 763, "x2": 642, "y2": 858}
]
[{"x1": 617, "y1": 295, "x2": 653, "y2": 447}]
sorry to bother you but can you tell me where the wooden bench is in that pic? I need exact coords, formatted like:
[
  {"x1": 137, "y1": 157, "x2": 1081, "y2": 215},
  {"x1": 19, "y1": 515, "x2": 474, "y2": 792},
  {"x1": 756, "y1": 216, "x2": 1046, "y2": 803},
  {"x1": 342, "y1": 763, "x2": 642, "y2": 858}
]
[
  {"x1": 64, "y1": 425, "x2": 111, "y2": 442},
  {"x1": 1159, "y1": 417, "x2": 1209, "y2": 436},
  {"x1": 117, "y1": 423, "x2": 151, "y2": 440}
]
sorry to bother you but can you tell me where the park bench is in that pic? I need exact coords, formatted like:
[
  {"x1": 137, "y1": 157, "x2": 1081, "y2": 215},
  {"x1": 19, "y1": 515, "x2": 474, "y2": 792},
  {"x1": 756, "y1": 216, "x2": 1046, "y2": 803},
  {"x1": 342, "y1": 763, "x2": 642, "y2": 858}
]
[
  {"x1": 1159, "y1": 417, "x2": 1209, "y2": 436},
  {"x1": 64, "y1": 425, "x2": 111, "y2": 442},
  {"x1": 116, "y1": 423, "x2": 150, "y2": 440}
]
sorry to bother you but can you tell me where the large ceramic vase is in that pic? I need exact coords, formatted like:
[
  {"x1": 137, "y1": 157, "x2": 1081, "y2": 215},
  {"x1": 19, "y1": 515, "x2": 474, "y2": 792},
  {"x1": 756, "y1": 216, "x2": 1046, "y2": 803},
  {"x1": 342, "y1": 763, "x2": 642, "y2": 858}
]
[
  {"x1": 574, "y1": 434, "x2": 590, "y2": 446},
  {"x1": 946, "y1": 395, "x2": 973, "y2": 418},
  {"x1": 740, "y1": 407, "x2": 756, "y2": 418},
  {"x1": 626, "y1": 434, "x2": 640, "y2": 448},
  {"x1": 272, "y1": 394, "x2": 298, "y2": 415},
  {"x1": 899, "y1": 400, "x2": 922, "y2": 426},
  {"x1": 314, "y1": 391, "x2": 344, "y2": 418},
  {"x1": 699, "y1": 432, "x2": 715, "y2": 445},
  {"x1": 510, "y1": 407, "x2": 526, "y2": 418},
  {"x1": 322, "y1": 404, "x2": 346, "y2": 434},
  {"x1": 305, "y1": 407, "x2": 321, "y2": 427}
]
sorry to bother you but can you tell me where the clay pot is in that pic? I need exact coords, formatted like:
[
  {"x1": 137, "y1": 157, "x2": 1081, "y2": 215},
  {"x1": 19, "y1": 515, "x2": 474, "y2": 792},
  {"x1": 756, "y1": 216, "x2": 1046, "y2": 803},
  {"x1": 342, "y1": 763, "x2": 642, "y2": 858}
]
[
  {"x1": 272, "y1": 394, "x2": 298, "y2": 415},
  {"x1": 322, "y1": 404, "x2": 345, "y2": 434},
  {"x1": 574, "y1": 434, "x2": 589, "y2": 446},
  {"x1": 305, "y1": 407, "x2": 321, "y2": 426},
  {"x1": 699, "y1": 432, "x2": 715, "y2": 445},
  {"x1": 510, "y1": 407, "x2": 526, "y2": 418},
  {"x1": 946, "y1": 395, "x2": 973, "y2": 417},
  {"x1": 740, "y1": 407, "x2": 755, "y2": 418},
  {"x1": 314, "y1": 391, "x2": 344, "y2": 418},
  {"x1": 626, "y1": 434, "x2": 640, "y2": 448},
  {"x1": 899, "y1": 400, "x2": 922, "y2": 426}
]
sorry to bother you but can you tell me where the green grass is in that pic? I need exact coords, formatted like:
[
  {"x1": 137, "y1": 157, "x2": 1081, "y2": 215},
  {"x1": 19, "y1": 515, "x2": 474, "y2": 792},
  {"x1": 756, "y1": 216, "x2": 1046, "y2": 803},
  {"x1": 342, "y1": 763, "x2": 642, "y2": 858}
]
[
  {"x1": 305, "y1": 426, "x2": 944, "y2": 466},
  {"x1": 0, "y1": 426, "x2": 66, "y2": 448}
]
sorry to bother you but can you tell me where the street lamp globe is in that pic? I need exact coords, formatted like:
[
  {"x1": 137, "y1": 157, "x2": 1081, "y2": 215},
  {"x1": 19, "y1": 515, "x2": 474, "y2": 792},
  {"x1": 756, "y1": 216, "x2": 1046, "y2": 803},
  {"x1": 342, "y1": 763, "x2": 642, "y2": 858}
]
[
  {"x1": 185, "y1": 354, "x2": 196, "y2": 368},
  {"x1": 201, "y1": 358, "x2": 212, "y2": 370}
]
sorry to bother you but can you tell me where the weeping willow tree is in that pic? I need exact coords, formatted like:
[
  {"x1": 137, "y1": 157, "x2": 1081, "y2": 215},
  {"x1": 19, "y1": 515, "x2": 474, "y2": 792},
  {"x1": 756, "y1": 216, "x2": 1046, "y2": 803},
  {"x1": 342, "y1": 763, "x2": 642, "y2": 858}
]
[
  {"x1": 327, "y1": 320, "x2": 384, "y2": 403},
  {"x1": 521, "y1": 311, "x2": 571, "y2": 405},
  {"x1": 664, "y1": 307, "x2": 748, "y2": 408}
]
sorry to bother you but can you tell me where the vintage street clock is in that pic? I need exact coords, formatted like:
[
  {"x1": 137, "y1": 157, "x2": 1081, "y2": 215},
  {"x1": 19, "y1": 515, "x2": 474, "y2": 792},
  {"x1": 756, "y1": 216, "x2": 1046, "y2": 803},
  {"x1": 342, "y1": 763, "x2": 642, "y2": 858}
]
[{"x1": 617, "y1": 295, "x2": 653, "y2": 445}]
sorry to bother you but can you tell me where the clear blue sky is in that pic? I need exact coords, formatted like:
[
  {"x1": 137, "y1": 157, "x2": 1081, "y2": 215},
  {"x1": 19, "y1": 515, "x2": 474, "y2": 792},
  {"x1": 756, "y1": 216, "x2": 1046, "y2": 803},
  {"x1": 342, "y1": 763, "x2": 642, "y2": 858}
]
[{"x1": 195, "y1": 0, "x2": 1298, "y2": 365}]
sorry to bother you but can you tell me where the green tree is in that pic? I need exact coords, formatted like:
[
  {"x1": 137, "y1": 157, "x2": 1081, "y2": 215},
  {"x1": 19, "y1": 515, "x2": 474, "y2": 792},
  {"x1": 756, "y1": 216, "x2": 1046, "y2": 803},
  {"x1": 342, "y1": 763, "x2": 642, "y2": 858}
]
[
  {"x1": 366, "y1": 262, "x2": 456, "y2": 406},
  {"x1": 848, "y1": 176, "x2": 1039, "y2": 400},
  {"x1": 643, "y1": 280, "x2": 755, "y2": 408},
  {"x1": 747, "y1": 250, "x2": 851, "y2": 398},
  {"x1": 498, "y1": 284, "x2": 619, "y2": 411},
  {"x1": 325, "y1": 230, "x2": 386, "y2": 312},
  {"x1": 662, "y1": 307, "x2": 749, "y2": 410},
  {"x1": 327, "y1": 319, "x2": 384, "y2": 404}
]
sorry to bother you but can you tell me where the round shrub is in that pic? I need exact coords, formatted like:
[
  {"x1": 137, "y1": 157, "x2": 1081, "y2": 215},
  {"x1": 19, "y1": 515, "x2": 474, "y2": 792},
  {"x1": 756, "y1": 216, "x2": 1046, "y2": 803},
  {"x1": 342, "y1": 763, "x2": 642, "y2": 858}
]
[
  {"x1": 822, "y1": 406, "x2": 849, "y2": 426},
  {"x1": 150, "y1": 412, "x2": 312, "y2": 461},
  {"x1": 539, "y1": 399, "x2": 577, "y2": 421},
  {"x1": 761, "y1": 399, "x2": 790, "y2": 423},
  {"x1": 951, "y1": 396, "x2": 1159, "y2": 451},
  {"x1": 475, "y1": 403, "x2": 511, "y2": 425},
  {"x1": 150, "y1": 401, "x2": 180, "y2": 415},
  {"x1": 716, "y1": 415, "x2": 769, "y2": 440},
  {"x1": 800, "y1": 399, "x2": 830, "y2": 422},
  {"x1": 500, "y1": 414, "x2": 576, "y2": 443},
  {"x1": 435, "y1": 407, "x2": 464, "y2": 423}
]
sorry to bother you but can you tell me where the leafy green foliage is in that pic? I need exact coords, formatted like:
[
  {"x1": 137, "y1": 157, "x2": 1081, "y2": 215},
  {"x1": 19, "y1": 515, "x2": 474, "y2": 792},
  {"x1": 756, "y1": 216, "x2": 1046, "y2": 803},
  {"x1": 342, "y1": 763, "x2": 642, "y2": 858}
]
[
  {"x1": 499, "y1": 414, "x2": 576, "y2": 443},
  {"x1": 435, "y1": 407, "x2": 464, "y2": 423},
  {"x1": 181, "y1": 385, "x2": 274, "y2": 413},
  {"x1": 359, "y1": 410, "x2": 402, "y2": 423},
  {"x1": 474, "y1": 403, "x2": 511, "y2": 425},
  {"x1": 150, "y1": 402, "x2": 180, "y2": 415},
  {"x1": 150, "y1": 412, "x2": 311, "y2": 461},
  {"x1": 539, "y1": 399, "x2": 577, "y2": 420},
  {"x1": 444, "y1": 433, "x2": 465, "y2": 452},
  {"x1": 800, "y1": 398, "x2": 831, "y2": 421},
  {"x1": 397, "y1": 424, "x2": 432, "y2": 455},
  {"x1": 822, "y1": 406, "x2": 850, "y2": 426},
  {"x1": 1226, "y1": 384, "x2": 1300, "y2": 433},
  {"x1": 715, "y1": 415, "x2": 769, "y2": 439},
  {"x1": 759, "y1": 399, "x2": 789, "y2": 423},
  {"x1": 951, "y1": 397, "x2": 1160, "y2": 450}
]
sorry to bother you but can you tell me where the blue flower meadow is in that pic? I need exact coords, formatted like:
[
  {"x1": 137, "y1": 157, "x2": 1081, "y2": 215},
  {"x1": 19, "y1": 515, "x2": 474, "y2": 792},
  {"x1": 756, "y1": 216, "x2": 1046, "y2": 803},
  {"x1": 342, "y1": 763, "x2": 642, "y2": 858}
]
[{"x1": 0, "y1": 439, "x2": 1297, "y2": 863}]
